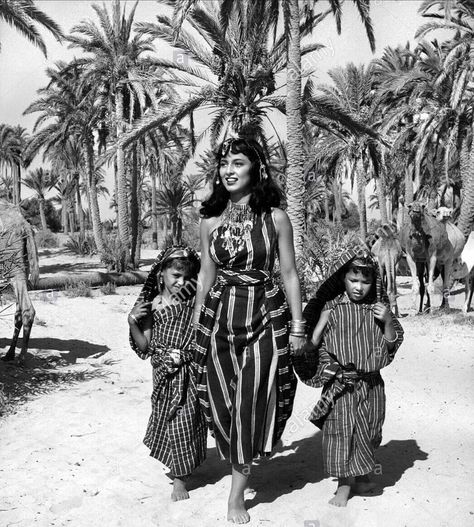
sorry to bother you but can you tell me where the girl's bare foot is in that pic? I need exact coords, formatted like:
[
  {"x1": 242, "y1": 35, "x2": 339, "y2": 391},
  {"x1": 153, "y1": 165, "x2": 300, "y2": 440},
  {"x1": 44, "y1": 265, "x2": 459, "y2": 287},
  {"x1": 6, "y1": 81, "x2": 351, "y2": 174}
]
[
  {"x1": 352, "y1": 474, "x2": 377, "y2": 495},
  {"x1": 329, "y1": 477, "x2": 352, "y2": 507},
  {"x1": 171, "y1": 477, "x2": 189, "y2": 501},
  {"x1": 227, "y1": 497, "x2": 250, "y2": 524}
]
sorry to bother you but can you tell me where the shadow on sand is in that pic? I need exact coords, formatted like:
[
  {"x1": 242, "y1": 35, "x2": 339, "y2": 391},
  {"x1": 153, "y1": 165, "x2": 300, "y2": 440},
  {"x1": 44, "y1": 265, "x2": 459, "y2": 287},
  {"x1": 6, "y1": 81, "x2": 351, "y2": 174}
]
[
  {"x1": 188, "y1": 435, "x2": 429, "y2": 507},
  {"x1": 0, "y1": 338, "x2": 113, "y2": 416}
]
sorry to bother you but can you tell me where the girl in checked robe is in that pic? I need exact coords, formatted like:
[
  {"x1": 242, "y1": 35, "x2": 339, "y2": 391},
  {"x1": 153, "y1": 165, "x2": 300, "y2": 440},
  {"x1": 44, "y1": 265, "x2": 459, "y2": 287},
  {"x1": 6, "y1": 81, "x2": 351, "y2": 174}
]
[
  {"x1": 294, "y1": 249, "x2": 404, "y2": 507},
  {"x1": 128, "y1": 246, "x2": 206, "y2": 501}
]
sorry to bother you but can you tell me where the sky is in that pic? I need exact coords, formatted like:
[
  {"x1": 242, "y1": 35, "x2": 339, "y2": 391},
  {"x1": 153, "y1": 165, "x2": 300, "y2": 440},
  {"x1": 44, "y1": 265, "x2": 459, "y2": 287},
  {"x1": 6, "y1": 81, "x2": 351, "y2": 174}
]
[{"x1": 0, "y1": 0, "x2": 433, "y2": 218}]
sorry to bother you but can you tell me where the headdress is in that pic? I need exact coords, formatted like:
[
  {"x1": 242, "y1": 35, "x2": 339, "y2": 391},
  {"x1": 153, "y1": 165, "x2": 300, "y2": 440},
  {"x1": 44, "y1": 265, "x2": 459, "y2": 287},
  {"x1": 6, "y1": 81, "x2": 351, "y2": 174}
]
[
  {"x1": 303, "y1": 247, "x2": 388, "y2": 334},
  {"x1": 134, "y1": 245, "x2": 200, "y2": 306}
]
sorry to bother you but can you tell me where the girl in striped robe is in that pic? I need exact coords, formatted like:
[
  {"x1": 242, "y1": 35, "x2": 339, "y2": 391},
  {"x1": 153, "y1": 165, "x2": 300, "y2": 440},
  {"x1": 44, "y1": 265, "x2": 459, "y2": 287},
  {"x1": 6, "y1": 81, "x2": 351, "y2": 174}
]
[
  {"x1": 128, "y1": 246, "x2": 207, "y2": 502},
  {"x1": 295, "y1": 250, "x2": 404, "y2": 507},
  {"x1": 193, "y1": 137, "x2": 305, "y2": 524}
]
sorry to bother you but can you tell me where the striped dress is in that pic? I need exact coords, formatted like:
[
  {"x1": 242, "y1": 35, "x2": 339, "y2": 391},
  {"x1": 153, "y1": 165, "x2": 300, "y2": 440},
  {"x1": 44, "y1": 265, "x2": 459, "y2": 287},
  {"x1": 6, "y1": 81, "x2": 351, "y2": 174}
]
[
  {"x1": 194, "y1": 210, "x2": 296, "y2": 464},
  {"x1": 312, "y1": 293, "x2": 403, "y2": 478},
  {"x1": 130, "y1": 299, "x2": 207, "y2": 477}
]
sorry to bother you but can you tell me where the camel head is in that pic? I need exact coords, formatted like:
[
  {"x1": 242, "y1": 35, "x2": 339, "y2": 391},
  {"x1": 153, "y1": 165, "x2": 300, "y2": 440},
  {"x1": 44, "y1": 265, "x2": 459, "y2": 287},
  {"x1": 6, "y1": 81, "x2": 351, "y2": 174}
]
[
  {"x1": 435, "y1": 207, "x2": 453, "y2": 223},
  {"x1": 407, "y1": 201, "x2": 425, "y2": 227}
]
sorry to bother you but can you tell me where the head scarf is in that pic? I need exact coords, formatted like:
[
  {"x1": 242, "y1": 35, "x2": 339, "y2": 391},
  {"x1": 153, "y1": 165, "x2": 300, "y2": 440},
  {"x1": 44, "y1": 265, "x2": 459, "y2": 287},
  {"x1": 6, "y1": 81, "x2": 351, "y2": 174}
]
[
  {"x1": 303, "y1": 247, "x2": 389, "y2": 334},
  {"x1": 134, "y1": 245, "x2": 200, "y2": 307}
]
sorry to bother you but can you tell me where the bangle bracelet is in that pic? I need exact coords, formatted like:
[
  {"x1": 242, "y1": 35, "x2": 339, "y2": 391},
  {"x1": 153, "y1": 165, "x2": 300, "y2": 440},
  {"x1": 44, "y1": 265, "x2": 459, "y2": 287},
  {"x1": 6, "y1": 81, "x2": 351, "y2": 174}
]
[
  {"x1": 383, "y1": 333, "x2": 398, "y2": 344},
  {"x1": 129, "y1": 313, "x2": 139, "y2": 324}
]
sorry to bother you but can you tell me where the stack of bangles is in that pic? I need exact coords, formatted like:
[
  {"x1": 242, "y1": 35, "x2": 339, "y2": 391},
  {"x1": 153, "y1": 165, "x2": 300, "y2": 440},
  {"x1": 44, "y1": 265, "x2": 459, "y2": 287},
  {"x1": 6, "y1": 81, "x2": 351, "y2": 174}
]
[{"x1": 289, "y1": 319, "x2": 307, "y2": 339}]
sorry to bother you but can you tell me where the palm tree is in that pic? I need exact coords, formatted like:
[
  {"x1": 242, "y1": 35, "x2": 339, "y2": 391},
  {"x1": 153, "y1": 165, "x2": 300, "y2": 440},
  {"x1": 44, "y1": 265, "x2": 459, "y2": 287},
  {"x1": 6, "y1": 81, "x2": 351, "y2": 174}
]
[
  {"x1": 0, "y1": 0, "x2": 63, "y2": 56},
  {"x1": 129, "y1": 0, "x2": 325, "y2": 154},
  {"x1": 417, "y1": 0, "x2": 474, "y2": 237},
  {"x1": 155, "y1": 178, "x2": 195, "y2": 245},
  {"x1": 68, "y1": 0, "x2": 159, "y2": 258},
  {"x1": 23, "y1": 168, "x2": 57, "y2": 230},
  {"x1": 306, "y1": 64, "x2": 386, "y2": 240},
  {"x1": 169, "y1": 0, "x2": 375, "y2": 256},
  {"x1": 0, "y1": 124, "x2": 21, "y2": 202},
  {"x1": 24, "y1": 62, "x2": 106, "y2": 253}
]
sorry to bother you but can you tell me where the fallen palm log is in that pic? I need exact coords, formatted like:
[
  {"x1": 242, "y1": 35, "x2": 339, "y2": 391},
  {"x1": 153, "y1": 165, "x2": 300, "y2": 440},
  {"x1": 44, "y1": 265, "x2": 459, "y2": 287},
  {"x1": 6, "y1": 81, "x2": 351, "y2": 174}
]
[{"x1": 32, "y1": 271, "x2": 148, "y2": 291}]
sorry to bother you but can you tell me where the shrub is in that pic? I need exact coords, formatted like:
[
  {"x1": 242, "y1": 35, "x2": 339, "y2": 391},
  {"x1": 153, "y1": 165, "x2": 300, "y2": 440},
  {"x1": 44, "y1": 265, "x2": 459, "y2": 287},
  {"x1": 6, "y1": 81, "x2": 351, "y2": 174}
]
[
  {"x1": 100, "y1": 282, "x2": 116, "y2": 295},
  {"x1": 65, "y1": 233, "x2": 96, "y2": 256},
  {"x1": 100, "y1": 235, "x2": 128, "y2": 272},
  {"x1": 63, "y1": 279, "x2": 92, "y2": 298},
  {"x1": 35, "y1": 229, "x2": 59, "y2": 248}
]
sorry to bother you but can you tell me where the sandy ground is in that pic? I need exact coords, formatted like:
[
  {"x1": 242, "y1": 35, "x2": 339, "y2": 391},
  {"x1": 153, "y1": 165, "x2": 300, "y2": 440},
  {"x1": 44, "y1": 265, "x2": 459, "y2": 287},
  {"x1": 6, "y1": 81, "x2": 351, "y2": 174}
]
[{"x1": 1, "y1": 249, "x2": 473, "y2": 527}]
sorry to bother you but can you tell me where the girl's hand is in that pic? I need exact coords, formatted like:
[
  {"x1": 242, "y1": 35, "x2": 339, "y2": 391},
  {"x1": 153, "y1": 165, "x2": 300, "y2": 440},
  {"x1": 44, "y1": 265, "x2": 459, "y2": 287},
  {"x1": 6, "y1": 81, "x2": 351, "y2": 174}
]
[
  {"x1": 373, "y1": 302, "x2": 391, "y2": 324},
  {"x1": 128, "y1": 301, "x2": 152, "y2": 325},
  {"x1": 288, "y1": 334, "x2": 307, "y2": 356}
]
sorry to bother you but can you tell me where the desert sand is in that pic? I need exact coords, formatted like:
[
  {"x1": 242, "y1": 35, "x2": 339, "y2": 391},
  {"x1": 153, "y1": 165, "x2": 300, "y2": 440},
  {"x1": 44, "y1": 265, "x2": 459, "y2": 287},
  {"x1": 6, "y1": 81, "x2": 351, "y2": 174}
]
[{"x1": 0, "y1": 248, "x2": 473, "y2": 527}]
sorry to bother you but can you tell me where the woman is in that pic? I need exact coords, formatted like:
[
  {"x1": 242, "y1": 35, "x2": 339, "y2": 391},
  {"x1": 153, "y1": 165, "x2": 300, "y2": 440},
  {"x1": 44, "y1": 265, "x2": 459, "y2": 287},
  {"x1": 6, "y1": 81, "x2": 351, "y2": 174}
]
[
  {"x1": 193, "y1": 137, "x2": 306, "y2": 523},
  {"x1": 129, "y1": 246, "x2": 207, "y2": 501}
]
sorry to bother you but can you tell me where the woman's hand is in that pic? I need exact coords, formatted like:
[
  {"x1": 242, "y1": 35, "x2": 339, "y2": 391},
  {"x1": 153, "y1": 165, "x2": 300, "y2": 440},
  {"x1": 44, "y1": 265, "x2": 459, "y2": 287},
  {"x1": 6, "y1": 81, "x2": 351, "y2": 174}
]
[
  {"x1": 128, "y1": 301, "x2": 152, "y2": 325},
  {"x1": 288, "y1": 334, "x2": 307, "y2": 356}
]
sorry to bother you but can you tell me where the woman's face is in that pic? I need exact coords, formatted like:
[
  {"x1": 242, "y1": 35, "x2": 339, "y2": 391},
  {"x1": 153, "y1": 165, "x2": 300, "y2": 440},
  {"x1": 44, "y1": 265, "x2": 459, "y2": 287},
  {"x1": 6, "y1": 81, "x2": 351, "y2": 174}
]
[{"x1": 219, "y1": 151, "x2": 252, "y2": 196}]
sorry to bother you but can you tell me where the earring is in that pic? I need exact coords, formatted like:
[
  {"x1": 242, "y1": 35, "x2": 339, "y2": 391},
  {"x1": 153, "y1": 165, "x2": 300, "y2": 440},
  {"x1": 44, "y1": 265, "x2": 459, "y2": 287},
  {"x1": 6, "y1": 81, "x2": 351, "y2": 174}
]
[
  {"x1": 159, "y1": 274, "x2": 164, "y2": 288},
  {"x1": 260, "y1": 165, "x2": 268, "y2": 180},
  {"x1": 215, "y1": 176, "x2": 221, "y2": 186}
]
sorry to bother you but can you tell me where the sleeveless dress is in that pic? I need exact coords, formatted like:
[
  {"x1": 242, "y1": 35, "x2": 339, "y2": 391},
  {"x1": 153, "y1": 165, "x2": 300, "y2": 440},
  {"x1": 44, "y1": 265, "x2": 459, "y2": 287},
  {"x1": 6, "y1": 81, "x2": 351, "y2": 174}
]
[{"x1": 194, "y1": 209, "x2": 296, "y2": 464}]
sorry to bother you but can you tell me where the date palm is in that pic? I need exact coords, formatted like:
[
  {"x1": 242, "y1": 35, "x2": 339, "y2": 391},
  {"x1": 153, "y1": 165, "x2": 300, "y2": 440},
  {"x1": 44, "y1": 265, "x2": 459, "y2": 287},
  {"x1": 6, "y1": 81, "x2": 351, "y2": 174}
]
[
  {"x1": 0, "y1": 124, "x2": 21, "y2": 202},
  {"x1": 23, "y1": 167, "x2": 57, "y2": 230},
  {"x1": 169, "y1": 0, "x2": 375, "y2": 256},
  {"x1": 68, "y1": 0, "x2": 161, "y2": 258},
  {"x1": 0, "y1": 0, "x2": 63, "y2": 57},
  {"x1": 417, "y1": 0, "x2": 474, "y2": 237},
  {"x1": 24, "y1": 62, "x2": 106, "y2": 253}
]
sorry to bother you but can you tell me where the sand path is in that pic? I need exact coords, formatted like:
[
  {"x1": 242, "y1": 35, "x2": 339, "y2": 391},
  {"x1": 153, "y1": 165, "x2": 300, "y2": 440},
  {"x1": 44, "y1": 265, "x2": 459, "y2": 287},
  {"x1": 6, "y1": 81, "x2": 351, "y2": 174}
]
[{"x1": 0, "y1": 276, "x2": 473, "y2": 527}]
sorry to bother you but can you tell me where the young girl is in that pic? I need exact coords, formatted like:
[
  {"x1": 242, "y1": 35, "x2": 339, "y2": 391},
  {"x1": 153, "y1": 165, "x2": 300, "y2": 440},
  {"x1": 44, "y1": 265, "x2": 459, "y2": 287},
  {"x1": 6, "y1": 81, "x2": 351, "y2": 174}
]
[
  {"x1": 294, "y1": 249, "x2": 404, "y2": 507},
  {"x1": 128, "y1": 246, "x2": 207, "y2": 501}
]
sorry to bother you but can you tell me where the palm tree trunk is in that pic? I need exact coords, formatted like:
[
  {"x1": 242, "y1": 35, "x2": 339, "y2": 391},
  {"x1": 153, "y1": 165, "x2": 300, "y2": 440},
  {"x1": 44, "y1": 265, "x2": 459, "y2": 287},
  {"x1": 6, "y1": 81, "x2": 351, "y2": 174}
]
[
  {"x1": 376, "y1": 175, "x2": 388, "y2": 224},
  {"x1": 61, "y1": 197, "x2": 68, "y2": 234},
  {"x1": 116, "y1": 89, "x2": 130, "y2": 253},
  {"x1": 151, "y1": 165, "x2": 158, "y2": 250},
  {"x1": 285, "y1": 0, "x2": 305, "y2": 258},
  {"x1": 356, "y1": 164, "x2": 367, "y2": 241},
  {"x1": 130, "y1": 145, "x2": 139, "y2": 267},
  {"x1": 332, "y1": 178, "x2": 342, "y2": 225},
  {"x1": 13, "y1": 162, "x2": 21, "y2": 205},
  {"x1": 76, "y1": 182, "x2": 85, "y2": 238},
  {"x1": 39, "y1": 198, "x2": 48, "y2": 230},
  {"x1": 458, "y1": 143, "x2": 474, "y2": 238},
  {"x1": 324, "y1": 191, "x2": 330, "y2": 223},
  {"x1": 84, "y1": 138, "x2": 106, "y2": 253},
  {"x1": 405, "y1": 165, "x2": 414, "y2": 205}
]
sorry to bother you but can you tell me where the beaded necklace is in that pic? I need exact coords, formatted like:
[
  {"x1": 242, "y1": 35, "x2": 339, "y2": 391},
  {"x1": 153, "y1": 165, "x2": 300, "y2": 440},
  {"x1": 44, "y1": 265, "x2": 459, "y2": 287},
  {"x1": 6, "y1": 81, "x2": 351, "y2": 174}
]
[{"x1": 220, "y1": 201, "x2": 256, "y2": 257}]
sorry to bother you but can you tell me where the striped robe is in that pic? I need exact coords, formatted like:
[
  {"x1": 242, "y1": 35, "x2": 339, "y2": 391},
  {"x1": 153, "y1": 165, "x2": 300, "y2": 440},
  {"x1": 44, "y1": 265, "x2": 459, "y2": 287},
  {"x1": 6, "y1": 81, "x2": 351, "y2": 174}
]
[
  {"x1": 312, "y1": 293, "x2": 403, "y2": 478},
  {"x1": 130, "y1": 299, "x2": 207, "y2": 477},
  {"x1": 298, "y1": 249, "x2": 404, "y2": 478},
  {"x1": 194, "y1": 211, "x2": 296, "y2": 464}
]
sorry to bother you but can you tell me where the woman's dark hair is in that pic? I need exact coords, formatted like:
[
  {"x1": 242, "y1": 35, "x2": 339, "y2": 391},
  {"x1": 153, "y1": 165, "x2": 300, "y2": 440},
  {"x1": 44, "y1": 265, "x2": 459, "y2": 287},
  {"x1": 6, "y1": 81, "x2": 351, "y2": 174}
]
[{"x1": 200, "y1": 137, "x2": 282, "y2": 218}]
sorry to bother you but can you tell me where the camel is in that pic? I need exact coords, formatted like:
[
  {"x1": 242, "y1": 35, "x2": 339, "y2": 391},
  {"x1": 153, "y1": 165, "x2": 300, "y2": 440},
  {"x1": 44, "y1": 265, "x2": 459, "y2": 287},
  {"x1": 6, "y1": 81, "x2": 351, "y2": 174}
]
[
  {"x1": 371, "y1": 226, "x2": 402, "y2": 317},
  {"x1": 399, "y1": 201, "x2": 455, "y2": 312},
  {"x1": 0, "y1": 199, "x2": 39, "y2": 365},
  {"x1": 452, "y1": 232, "x2": 474, "y2": 314}
]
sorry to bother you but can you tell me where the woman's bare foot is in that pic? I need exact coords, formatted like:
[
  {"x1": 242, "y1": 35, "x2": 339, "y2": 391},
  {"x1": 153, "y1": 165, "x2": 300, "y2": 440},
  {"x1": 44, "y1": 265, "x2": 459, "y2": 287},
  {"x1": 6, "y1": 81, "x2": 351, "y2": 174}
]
[
  {"x1": 352, "y1": 474, "x2": 377, "y2": 495},
  {"x1": 227, "y1": 497, "x2": 250, "y2": 524},
  {"x1": 171, "y1": 477, "x2": 189, "y2": 501},
  {"x1": 329, "y1": 477, "x2": 352, "y2": 507}
]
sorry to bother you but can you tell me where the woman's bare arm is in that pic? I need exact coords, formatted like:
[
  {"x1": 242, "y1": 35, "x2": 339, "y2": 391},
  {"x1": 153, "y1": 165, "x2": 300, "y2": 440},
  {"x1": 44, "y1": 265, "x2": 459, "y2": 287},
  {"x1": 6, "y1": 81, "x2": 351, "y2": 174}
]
[{"x1": 193, "y1": 217, "x2": 218, "y2": 326}]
